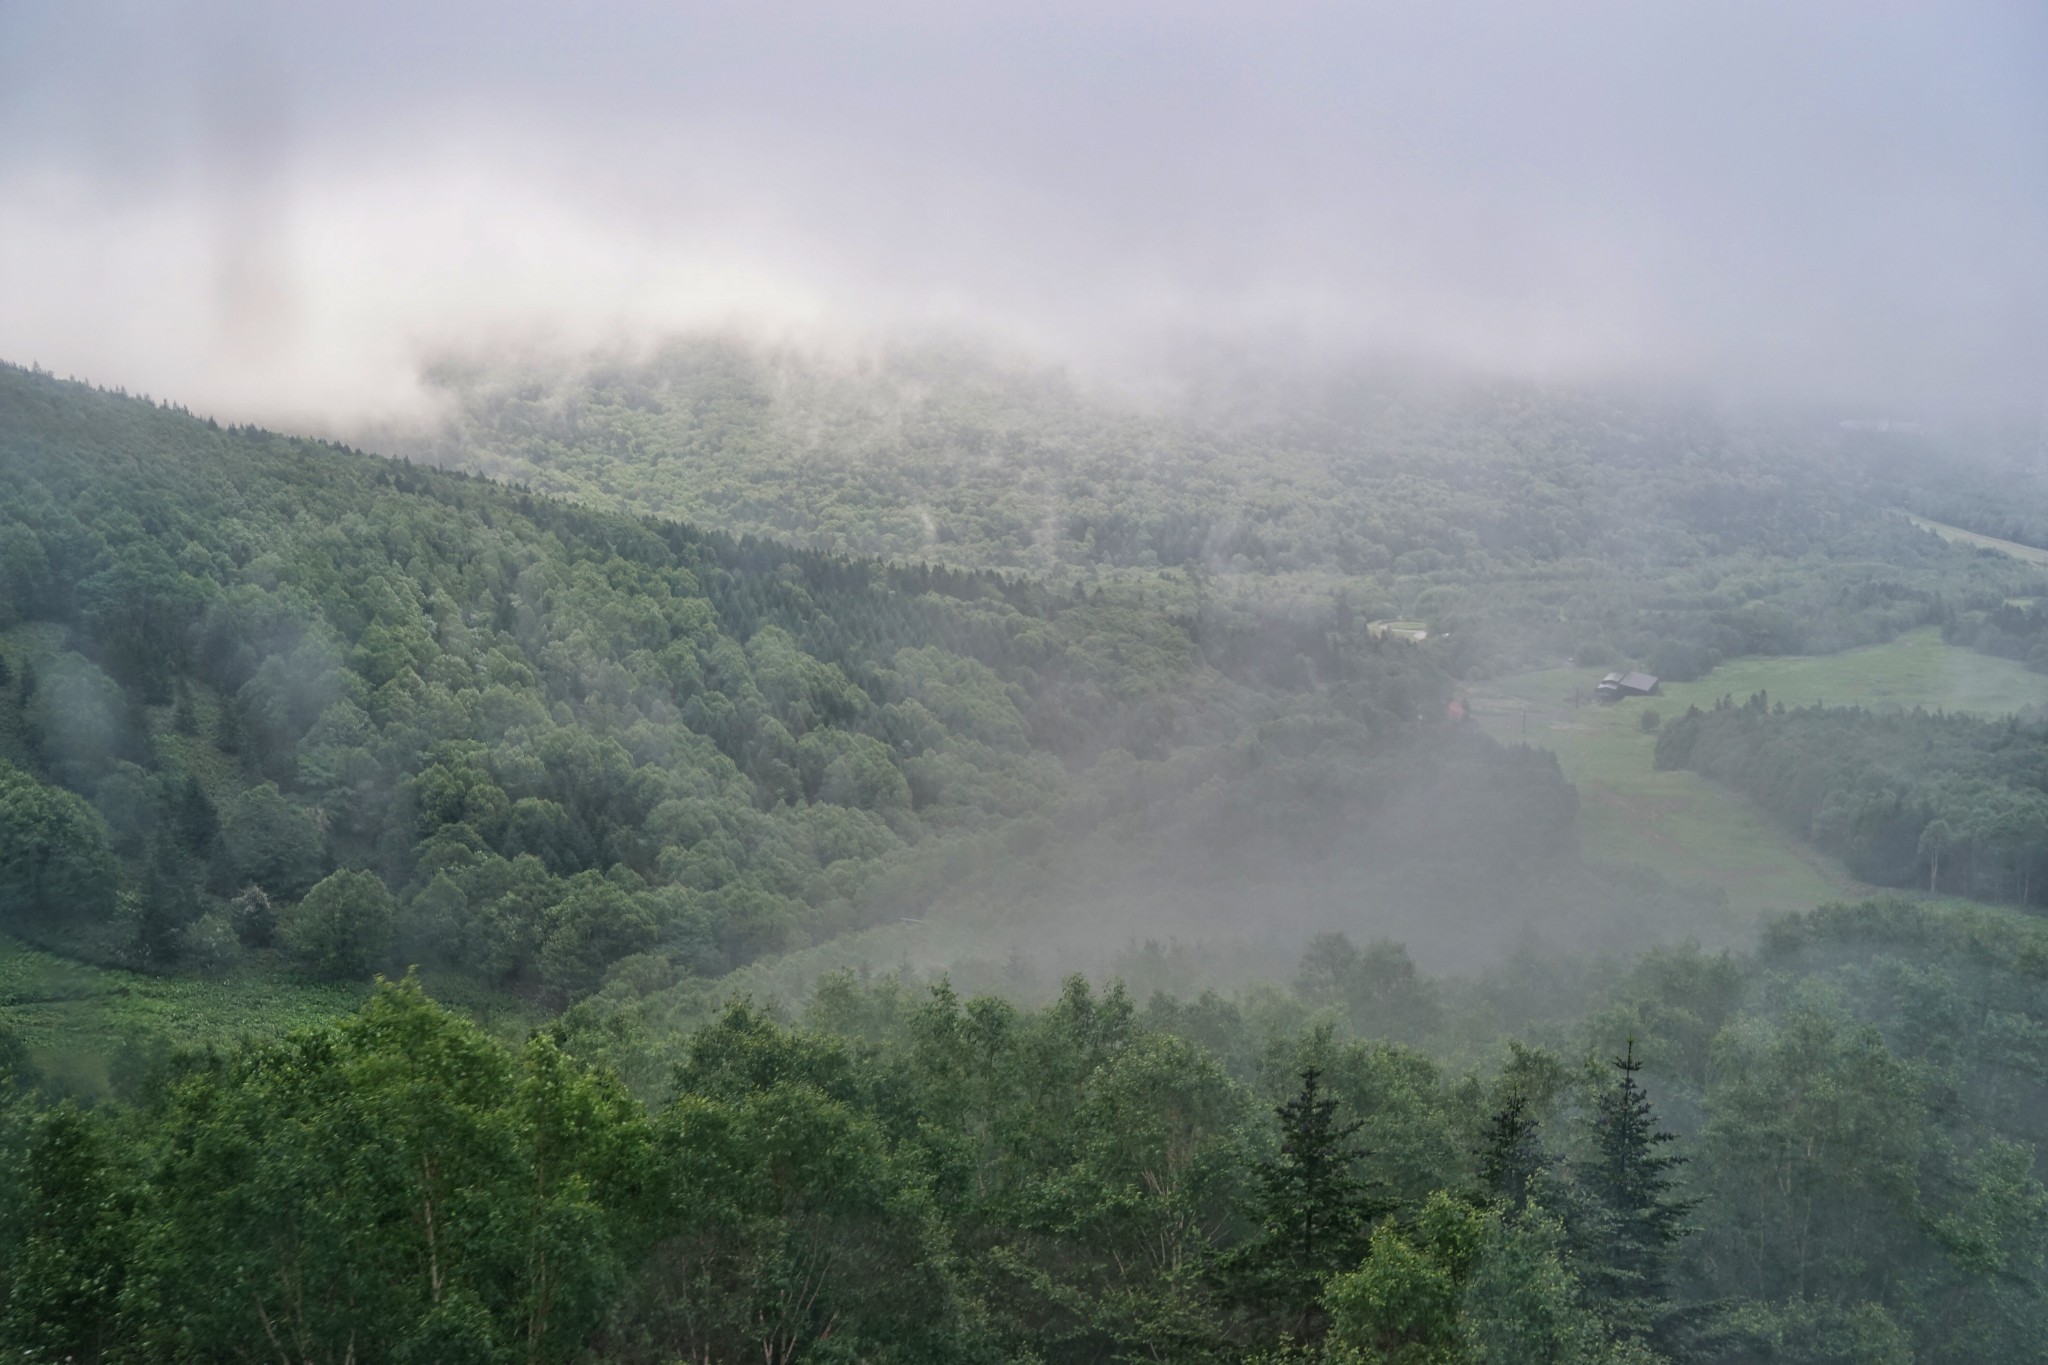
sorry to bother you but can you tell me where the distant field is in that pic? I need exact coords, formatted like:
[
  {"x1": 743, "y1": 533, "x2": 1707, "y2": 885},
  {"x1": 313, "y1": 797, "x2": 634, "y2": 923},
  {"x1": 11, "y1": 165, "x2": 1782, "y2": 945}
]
[
  {"x1": 1470, "y1": 627, "x2": 2048, "y2": 924},
  {"x1": 0, "y1": 938, "x2": 543, "y2": 1096},
  {"x1": 1899, "y1": 511, "x2": 2048, "y2": 567}
]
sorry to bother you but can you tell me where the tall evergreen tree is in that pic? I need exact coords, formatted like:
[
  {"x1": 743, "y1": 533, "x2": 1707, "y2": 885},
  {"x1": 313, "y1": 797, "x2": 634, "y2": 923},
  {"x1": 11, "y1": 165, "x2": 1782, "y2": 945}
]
[
  {"x1": 1231, "y1": 1066, "x2": 1388, "y2": 1343},
  {"x1": 1582, "y1": 1039, "x2": 1696, "y2": 1350}
]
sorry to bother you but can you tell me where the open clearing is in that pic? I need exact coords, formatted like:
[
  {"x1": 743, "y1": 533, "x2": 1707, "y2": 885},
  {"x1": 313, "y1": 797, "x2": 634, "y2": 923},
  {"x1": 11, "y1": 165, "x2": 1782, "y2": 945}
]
[
  {"x1": 0, "y1": 938, "x2": 544, "y2": 1096},
  {"x1": 1470, "y1": 627, "x2": 2048, "y2": 923},
  {"x1": 1899, "y1": 511, "x2": 2048, "y2": 567}
]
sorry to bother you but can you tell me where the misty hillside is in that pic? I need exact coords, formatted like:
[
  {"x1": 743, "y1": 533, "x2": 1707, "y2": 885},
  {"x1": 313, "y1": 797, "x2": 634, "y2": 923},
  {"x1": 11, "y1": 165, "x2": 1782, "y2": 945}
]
[
  {"x1": 12, "y1": 359, "x2": 2048, "y2": 1364},
  {"x1": 14, "y1": 356, "x2": 2048, "y2": 1361},
  {"x1": 401, "y1": 339, "x2": 2041, "y2": 680},
  {"x1": 7, "y1": 2, "x2": 2048, "y2": 1359},
  {"x1": 3, "y1": 361, "x2": 1719, "y2": 1010}
]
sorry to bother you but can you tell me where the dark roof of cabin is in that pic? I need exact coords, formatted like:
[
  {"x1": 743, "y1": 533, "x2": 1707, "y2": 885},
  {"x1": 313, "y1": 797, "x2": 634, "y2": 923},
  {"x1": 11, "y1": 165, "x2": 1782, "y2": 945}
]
[{"x1": 1619, "y1": 672, "x2": 1659, "y2": 691}]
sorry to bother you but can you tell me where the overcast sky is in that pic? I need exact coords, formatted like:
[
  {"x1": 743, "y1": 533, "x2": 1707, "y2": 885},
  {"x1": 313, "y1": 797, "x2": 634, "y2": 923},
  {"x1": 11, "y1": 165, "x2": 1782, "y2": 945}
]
[{"x1": 2, "y1": 1, "x2": 2042, "y2": 422}]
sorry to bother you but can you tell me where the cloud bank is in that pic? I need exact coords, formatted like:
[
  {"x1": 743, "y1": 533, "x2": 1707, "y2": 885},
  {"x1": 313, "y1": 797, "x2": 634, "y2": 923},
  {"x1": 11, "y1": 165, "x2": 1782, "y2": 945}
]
[{"x1": 2, "y1": 1, "x2": 2043, "y2": 423}]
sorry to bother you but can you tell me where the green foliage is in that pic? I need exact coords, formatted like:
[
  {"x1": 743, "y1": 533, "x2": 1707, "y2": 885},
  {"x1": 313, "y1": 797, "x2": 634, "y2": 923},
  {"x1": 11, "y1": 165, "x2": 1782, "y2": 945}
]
[
  {"x1": 0, "y1": 915, "x2": 2042, "y2": 1361},
  {"x1": 1229, "y1": 1066, "x2": 1389, "y2": 1343},
  {"x1": 0, "y1": 1103, "x2": 128, "y2": 1361},
  {"x1": 121, "y1": 980, "x2": 649, "y2": 1361},
  {"x1": 0, "y1": 761, "x2": 118, "y2": 935},
  {"x1": 1324, "y1": 1192, "x2": 1486, "y2": 1363},
  {"x1": 282, "y1": 868, "x2": 397, "y2": 980},
  {"x1": 1692, "y1": 1298, "x2": 1910, "y2": 1365},
  {"x1": 222, "y1": 781, "x2": 328, "y2": 901},
  {"x1": 1324, "y1": 1196, "x2": 1638, "y2": 1365},
  {"x1": 1459, "y1": 1209, "x2": 1642, "y2": 1365},
  {"x1": 1578, "y1": 1042, "x2": 1695, "y2": 1350},
  {"x1": 1475, "y1": 1092, "x2": 1546, "y2": 1214},
  {"x1": 1655, "y1": 696, "x2": 2048, "y2": 897},
  {"x1": 228, "y1": 883, "x2": 276, "y2": 948},
  {"x1": 1297, "y1": 934, "x2": 1442, "y2": 1044}
]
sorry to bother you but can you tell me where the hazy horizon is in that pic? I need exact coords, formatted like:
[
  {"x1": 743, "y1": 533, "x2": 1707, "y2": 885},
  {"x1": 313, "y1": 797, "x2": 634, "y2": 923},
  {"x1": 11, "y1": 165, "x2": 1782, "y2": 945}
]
[{"x1": 3, "y1": 1, "x2": 2044, "y2": 426}]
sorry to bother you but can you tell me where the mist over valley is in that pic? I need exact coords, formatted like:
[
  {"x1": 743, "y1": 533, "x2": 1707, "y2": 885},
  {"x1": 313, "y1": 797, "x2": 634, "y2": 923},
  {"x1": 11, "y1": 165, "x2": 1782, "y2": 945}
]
[{"x1": 2, "y1": 4, "x2": 2047, "y2": 1360}]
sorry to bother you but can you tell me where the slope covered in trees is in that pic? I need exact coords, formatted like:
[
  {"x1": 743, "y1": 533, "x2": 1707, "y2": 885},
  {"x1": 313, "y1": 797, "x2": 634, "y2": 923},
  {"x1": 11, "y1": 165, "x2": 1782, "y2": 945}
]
[
  {"x1": 396, "y1": 339, "x2": 2044, "y2": 680},
  {"x1": 2, "y1": 895, "x2": 2044, "y2": 1363},
  {"x1": 2, "y1": 362, "x2": 1697, "y2": 1003},
  {"x1": 11, "y1": 357, "x2": 2048, "y2": 1361}
]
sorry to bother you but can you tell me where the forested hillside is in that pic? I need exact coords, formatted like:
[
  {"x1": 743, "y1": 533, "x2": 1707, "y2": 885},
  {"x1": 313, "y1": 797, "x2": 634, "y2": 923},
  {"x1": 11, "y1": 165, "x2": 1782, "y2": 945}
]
[
  {"x1": 10, "y1": 359, "x2": 2048, "y2": 1362},
  {"x1": 1, "y1": 362, "x2": 1693, "y2": 1008},
  {"x1": 396, "y1": 340, "x2": 2043, "y2": 679}
]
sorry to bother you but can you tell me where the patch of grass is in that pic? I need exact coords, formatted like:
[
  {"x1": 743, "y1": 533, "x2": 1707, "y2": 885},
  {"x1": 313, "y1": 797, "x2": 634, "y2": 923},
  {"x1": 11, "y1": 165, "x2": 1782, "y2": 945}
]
[
  {"x1": 1469, "y1": 628, "x2": 2048, "y2": 923},
  {"x1": 0, "y1": 936, "x2": 546, "y2": 1095},
  {"x1": 0, "y1": 936, "x2": 363, "y2": 1091}
]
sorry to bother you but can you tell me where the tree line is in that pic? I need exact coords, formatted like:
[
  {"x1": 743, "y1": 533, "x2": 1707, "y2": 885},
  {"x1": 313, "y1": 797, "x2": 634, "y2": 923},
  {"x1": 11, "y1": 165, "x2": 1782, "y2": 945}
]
[
  {"x1": 5, "y1": 894, "x2": 2046, "y2": 1362},
  {"x1": 1654, "y1": 691, "x2": 2048, "y2": 900}
]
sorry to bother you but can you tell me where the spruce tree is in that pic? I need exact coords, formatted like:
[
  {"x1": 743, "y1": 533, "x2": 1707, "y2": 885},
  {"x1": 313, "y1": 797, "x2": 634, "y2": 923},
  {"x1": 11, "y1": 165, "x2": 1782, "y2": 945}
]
[
  {"x1": 1233, "y1": 1066, "x2": 1388, "y2": 1343},
  {"x1": 1582, "y1": 1039, "x2": 1696, "y2": 1349}
]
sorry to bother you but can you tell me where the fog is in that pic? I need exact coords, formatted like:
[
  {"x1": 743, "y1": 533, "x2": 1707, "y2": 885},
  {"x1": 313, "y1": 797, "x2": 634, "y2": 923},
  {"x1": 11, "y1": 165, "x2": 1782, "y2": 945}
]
[{"x1": 2, "y1": 1, "x2": 2043, "y2": 425}]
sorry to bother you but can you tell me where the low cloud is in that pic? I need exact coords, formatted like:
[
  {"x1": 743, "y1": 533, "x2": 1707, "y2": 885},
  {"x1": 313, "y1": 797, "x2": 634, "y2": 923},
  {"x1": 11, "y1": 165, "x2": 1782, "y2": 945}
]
[{"x1": 1, "y1": 1, "x2": 2042, "y2": 424}]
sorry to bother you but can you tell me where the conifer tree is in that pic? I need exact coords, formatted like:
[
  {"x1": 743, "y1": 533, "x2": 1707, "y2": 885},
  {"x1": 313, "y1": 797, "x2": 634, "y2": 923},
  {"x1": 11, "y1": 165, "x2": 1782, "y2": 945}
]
[
  {"x1": 1582, "y1": 1039, "x2": 1696, "y2": 1349},
  {"x1": 1232, "y1": 1066, "x2": 1388, "y2": 1343}
]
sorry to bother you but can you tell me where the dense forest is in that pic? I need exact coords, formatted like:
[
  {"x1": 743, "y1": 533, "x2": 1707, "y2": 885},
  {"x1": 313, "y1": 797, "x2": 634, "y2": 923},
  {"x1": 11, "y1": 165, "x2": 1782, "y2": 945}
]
[
  {"x1": 0, "y1": 361, "x2": 1704, "y2": 1007},
  {"x1": 11, "y1": 355, "x2": 2048, "y2": 1360},
  {"x1": 1654, "y1": 695, "x2": 2048, "y2": 899},
  {"x1": 4, "y1": 897, "x2": 2046, "y2": 1363},
  {"x1": 393, "y1": 340, "x2": 2044, "y2": 681},
  {"x1": 1947, "y1": 600, "x2": 2048, "y2": 676}
]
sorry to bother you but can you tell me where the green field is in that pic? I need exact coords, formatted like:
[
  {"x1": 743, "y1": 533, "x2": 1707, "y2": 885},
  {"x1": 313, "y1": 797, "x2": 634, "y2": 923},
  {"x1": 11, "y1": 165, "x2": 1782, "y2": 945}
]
[
  {"x1": 0, "y1": 938, "x2": 546, "y2": 1096},
  {"x1": 1471, "y1": 628, "x2": 2048, "y2": 924}
]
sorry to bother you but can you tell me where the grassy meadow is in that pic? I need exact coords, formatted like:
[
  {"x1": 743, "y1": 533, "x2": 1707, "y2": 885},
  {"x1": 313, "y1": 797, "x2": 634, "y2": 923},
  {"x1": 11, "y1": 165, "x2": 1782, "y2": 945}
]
[
  {"x1": 0, "y1": 936, "x2": 548, "y2": 1097},
  {"x1": 1469, "y1": 627, "x2": 2048, "y2": 923}
]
